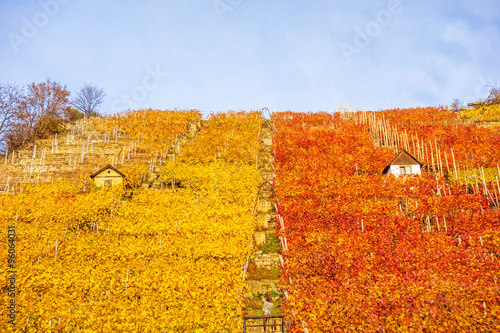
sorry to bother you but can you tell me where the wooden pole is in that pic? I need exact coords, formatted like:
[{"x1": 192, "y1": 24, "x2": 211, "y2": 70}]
[
  {"x1": 126, "y1": 268, "x2": 129, "y2": 291},
  {"x1": 385, "y1": 122, "x2": 389, "y2": 146},
  {"x1": 451, "y1": 149, "x2": 458, "y2": 181},
  {"x1": 481, "y1": 166, "x2": 488, "y2": 194},
  {"x1": 396, "y1": 127, "x2": 400, "y2": 148},
  {"x1": 381, "y1": 122, "x2": 386, "y2": 146},
  {"x1": 424, "y1": 140, "x2": 428, "y2": 166},
  {"x1": 420, "y1": 140, "x2": 424, "y2": 165},
  {"x1": 444, "y1": 151, "x2": 450, "y2": 174},
  {"x1": 431, "y1": 144, "x2": 435, "y2": 173},
  {"x1": 405, "y1": 131, "x2": 410, "y2": 152},
  {"x1": 434, "y1": 139, "x2": 439, "y2": 170},
  {"x1": 474, "y1": 165, "x2": 479, "y2": 193},
  {"x1": 438, "y1": 149, "x2": 444, "y2": 177},
  {"x1": 464, "y1": 165, "x2": 469, "y2": 194},
  {"x1": 493, "y1": 179, "x2": 499, "y2": 208},
  {"x1": 496, "y1": 176, "x2": 500, "y2": 204},
  {"x1": 415, "y1": 134, "x2": 420, "y2": 159}
]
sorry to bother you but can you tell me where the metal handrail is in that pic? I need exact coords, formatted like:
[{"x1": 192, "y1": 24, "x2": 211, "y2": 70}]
[{"x1": 243, "y1": 314, "x2": 285, "y2": 332}]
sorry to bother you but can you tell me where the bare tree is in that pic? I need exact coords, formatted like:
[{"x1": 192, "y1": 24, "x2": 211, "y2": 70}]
[
  {"x1": 73, "y1": 83, "x2": 106, "y2": 116},
  {"x1": 0, "y1": 83, "x2": 23, "y2": 153},
  {"x1": 486, "y1": 87, "x2": 500, "y2": 105},
  {"x1": 468, "y1": 82, "x2": 500, "y2": 108},
  {"x1": 451, "y1": 98, "x2": 463, "y2": 110},
  {"x1": 6, "y1": 79, "x2": 70, "y2": 148}
]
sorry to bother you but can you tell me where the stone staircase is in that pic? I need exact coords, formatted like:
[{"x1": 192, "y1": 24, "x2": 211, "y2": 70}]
[{"x1": 244, "y1": 119, "x2": 286, "y2": 332}]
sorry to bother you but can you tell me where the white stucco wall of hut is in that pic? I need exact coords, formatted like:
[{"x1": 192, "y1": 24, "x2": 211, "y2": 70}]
[
  {"x1": 411, "y1": 164, "x2": 421, "y2": 174},
  {"x1": 388, "y1": 164, "x2": 421, "y2": 176}
]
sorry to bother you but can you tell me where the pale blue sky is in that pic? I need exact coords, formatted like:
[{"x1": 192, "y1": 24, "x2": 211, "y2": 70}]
[{"x1": 1, "y1": 0, "x2": 499, "y2": 115}]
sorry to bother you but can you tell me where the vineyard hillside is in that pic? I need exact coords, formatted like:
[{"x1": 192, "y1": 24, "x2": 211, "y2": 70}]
[
  {"x1": 1, "y1": 107, "x2": 500, "y2": 332},
  {"x1": 1, "y1": 110, "x2": 265, "y2": 332},
  {"x1": 274, "y1": 108, "x2": 500, "y2": 332}
]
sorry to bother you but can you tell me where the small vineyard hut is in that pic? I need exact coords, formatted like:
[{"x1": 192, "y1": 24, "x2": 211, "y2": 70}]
[
  {"x1": 90, "y1": 164, "x2": 125, "y2": 187},
  {"x1": 383, "y1": 149, "x2": 423, "y2": 176}
]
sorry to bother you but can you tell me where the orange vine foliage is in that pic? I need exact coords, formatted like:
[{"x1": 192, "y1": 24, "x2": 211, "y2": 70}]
[
  {"x1": 378, "y1": 107, "x2": 500, "y2": 167},
  {"x1": 274, "y1": 111, "x2": 500, "y2": 332}
]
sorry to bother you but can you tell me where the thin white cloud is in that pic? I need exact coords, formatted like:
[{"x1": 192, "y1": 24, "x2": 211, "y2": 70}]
[{"x1": 442, "y1": 21, "x2": 495, "y2": 55}]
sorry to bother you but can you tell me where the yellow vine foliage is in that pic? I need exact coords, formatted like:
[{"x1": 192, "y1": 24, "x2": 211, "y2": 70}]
[
  {"x1": 460, "y1": 104, "x2": 500, "y2": 122},
  {"x1": 180, "y1": 111, "x2": 261, "y2": 164},
  {"x1": 105, "y1": 109, "x2": 202, "y2": 155},
  {"x1": 0, "y1": 111, "x2": 262, "y2": 332},
  {"x1": 121, "y1": 164, "x2": 149, "y2": 194}
]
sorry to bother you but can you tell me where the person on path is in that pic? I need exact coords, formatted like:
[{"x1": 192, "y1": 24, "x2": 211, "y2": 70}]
[{"x1": 262, "y1": 292, "x2": 273, "y2": 332}]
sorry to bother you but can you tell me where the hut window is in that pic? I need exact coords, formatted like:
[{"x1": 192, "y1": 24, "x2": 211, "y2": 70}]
[
  {"x1": 400, "y1": 166, "x2": 411, "y2": 175},
  {"x1": 104, "y1": 179, "x2": 112, "y2": 187}
]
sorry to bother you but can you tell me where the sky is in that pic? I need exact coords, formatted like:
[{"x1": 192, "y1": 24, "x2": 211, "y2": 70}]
[{"x1": 1, "y1": 0, "x2": 499, "y2": 116}]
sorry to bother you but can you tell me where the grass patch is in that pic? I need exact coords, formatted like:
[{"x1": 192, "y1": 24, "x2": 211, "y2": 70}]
[
  {"x1": 246, "y1": 263, "x2": 280, "y2": 280},
  {"x1": 261, "y1": 233, "x2": 281, "y2": 254}
]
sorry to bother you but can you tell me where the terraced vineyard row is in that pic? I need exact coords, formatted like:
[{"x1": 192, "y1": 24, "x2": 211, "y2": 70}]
[{"x1": 1, "y1": 109, "x2": 202, "y2": 191}]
